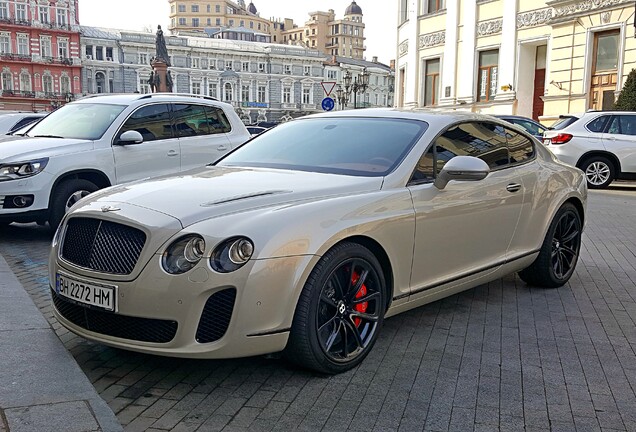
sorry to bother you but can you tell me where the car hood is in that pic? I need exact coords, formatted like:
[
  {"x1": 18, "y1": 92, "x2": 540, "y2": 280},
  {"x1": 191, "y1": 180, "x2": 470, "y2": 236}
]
[
  {"x1": 83, "y1": 166, "x2": 385, "y2": 227},
  {"x1": 0, "y1": 137, "x2": 93, "y2": 162}
]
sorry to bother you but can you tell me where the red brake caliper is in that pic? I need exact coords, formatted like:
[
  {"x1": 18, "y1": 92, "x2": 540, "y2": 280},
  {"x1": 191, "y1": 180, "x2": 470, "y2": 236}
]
[{"x1": 351, "y1": 271, "x2": 368, "y2": 327}]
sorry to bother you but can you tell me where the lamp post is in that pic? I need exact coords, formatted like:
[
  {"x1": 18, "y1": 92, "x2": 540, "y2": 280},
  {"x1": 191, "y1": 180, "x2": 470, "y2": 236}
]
[
  {"x1": 335, "y1": 84, "x2": 349, "y2": 110},
  {"x1": 343, "y1": 68, "x2": 369, "y2": 109}
]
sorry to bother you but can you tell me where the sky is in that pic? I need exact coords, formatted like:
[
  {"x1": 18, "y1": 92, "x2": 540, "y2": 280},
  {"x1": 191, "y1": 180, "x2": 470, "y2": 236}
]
[{"x1": 78, "y1": 0, "x2": 398, "y2": 64}]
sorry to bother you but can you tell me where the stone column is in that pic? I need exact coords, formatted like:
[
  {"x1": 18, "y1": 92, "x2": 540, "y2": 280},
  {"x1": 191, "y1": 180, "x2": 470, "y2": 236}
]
[
  {"x1": 457, "y1": 0, "x2": 477, "y2": 104},
  {"x1": 439, "y1": 0, "x2": 460, "y2": 105},
  {"x1": 402, "y1": 0, "x2": 420, "y2": 108},
  {"x1": 495, "y1": 0, "x2": 518, "y2": 102}
]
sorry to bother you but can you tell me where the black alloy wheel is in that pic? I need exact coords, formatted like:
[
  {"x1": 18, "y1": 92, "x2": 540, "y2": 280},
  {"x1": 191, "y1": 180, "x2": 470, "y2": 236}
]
[
  {"x1": 286, "y1": 242, "x2": 386, "y2": 374},
  {"x1": 518, "y1": 202, "x2": 582, "y2": 288}
]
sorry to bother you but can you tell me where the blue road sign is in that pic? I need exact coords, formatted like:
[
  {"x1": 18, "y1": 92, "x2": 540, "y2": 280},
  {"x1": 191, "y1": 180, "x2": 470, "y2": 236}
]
[{"x1": 322, "y1": 97, "x2": 335, "y2": 111}]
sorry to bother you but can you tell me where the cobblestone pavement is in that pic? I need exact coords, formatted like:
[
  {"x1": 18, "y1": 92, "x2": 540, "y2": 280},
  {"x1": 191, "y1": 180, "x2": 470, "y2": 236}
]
[{"x1": 1, "y1": 185, "x2": 635, "y2": 432}]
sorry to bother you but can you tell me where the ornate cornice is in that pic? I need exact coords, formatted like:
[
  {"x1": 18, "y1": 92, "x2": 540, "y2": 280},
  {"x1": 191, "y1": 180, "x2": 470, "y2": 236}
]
[
  {"x1": 517, "y1": 8, "x2": 553, "y2": 29},
  {"x1": 398, "y1": 40, "x2": 408, "y2": 57},
  {"x1": 477, "y1": 19, "x2": 503, "y2": 37},
  {"x1": 553, "y1": 0, "x2": 631, "y2": 17},
  {"x1": 419, "y1": 31, "x2": 445, "y2": 49}
]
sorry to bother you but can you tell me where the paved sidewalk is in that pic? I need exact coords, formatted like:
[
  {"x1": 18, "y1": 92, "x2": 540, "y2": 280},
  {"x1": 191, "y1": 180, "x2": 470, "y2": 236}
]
[{"x1": 0, "y1": 254, "x2": 121, "y2": 432}]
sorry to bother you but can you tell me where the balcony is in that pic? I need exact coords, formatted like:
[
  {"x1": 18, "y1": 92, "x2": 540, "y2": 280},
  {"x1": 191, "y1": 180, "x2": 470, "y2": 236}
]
[
  {"x1": 0, "y1": 17, "x2": 32, "y2": 27},
  {"x1": 33, "y1": 55, "x2": 74, "y2": 65},
  {"x1": 2, "y1": 90, "x2": 36, "y2": 98},
  {"x1": 0, "y1": 52, "x2": 32, "y2": 62}
]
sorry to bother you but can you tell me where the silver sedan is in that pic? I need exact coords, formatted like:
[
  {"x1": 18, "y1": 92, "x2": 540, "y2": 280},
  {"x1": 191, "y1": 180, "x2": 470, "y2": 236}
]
[{"x1": 49, "y1": 109, "x2": 587, "y2": 374}]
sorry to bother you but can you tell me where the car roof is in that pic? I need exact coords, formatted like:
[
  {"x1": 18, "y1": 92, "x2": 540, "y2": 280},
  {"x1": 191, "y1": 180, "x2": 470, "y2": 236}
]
[
  {"x1": 303, "y1": 108, "x2": 508, "y2": 124},
  {"x1": 494, "y1": 115, "x2": 540, "y2": 122},
  {"x1": 72, "y1": 93, "x2": 230, "y2": 108}
]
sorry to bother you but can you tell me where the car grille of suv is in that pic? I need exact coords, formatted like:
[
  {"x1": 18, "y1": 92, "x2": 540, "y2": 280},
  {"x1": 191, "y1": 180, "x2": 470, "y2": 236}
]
[
  {"x1": 195, "y1": 288, "x2": 236, "y2": 343},
  {"x1": 52, "y1": 289, "x2": 178, "y2": 343},
  {"x1": 61, "y1": 218, "x2": 146, "y2": 275}
]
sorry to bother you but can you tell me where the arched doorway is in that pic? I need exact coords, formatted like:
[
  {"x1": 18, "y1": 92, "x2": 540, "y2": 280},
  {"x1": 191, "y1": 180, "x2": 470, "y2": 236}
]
[{"x1": 95, "y1": 72, "x2": 106, "y2": 93}]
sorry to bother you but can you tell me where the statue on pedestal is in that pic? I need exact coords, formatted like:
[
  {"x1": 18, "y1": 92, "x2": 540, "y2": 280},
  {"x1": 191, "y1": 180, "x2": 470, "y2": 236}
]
[{"x1": 155, "y1": 25, "x2": 171, "y2": 66}]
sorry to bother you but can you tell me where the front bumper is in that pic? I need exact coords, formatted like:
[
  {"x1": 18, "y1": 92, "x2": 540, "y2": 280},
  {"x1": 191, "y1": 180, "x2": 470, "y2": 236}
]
[
  {"x1": 0, "y1": 172, "x2": 54, "y2": 220},
  {"x1": 50, "y1": 252, "x2": 319, "y2": 359}
]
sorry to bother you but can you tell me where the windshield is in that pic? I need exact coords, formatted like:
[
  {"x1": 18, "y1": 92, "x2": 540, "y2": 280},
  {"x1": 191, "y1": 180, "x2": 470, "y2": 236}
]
[
  {"x1": 217, "y1": 117, "x2": 428, "y2": 176},
  {"x1": 26, "y1": 103, "x2": 126, "y2": 140},
  {"x1": 551, "y1": 116, "x2": 578, "y2": 130}
]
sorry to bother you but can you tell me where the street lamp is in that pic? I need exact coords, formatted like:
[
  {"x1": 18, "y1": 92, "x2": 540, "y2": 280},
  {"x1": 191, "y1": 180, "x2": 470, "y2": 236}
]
[
  {"x1": 342, "y1": 68, "x2": 369, "y2": 109},
  {"x1": 335, "y1": 84, "x2": 349, "y2": 110}
]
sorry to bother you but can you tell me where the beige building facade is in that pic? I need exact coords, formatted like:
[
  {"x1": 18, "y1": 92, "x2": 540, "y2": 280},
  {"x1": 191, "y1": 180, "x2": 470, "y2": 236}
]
[
  {"x1": 396, "y1": 0, "x2": 636, "y2": 122},
  {"x1": 168, "y1": 0, "x2": 271, "y2": 34}
]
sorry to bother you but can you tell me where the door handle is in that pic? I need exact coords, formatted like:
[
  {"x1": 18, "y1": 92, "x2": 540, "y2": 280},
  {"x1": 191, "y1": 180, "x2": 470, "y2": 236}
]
[
  {"x1": 167, "y1": 150, "x2": 179, "y2": 157},
  {"x1": 506, "y1": 183, "x2": 522, "y2": 193},
  {"x1": 217, "y1": 145, "x2": 228, "y2": 151}
]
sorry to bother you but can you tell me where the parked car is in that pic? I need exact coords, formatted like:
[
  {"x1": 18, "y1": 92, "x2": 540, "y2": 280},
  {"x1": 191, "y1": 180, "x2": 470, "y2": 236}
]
[
  {"x1": 495, "y1": 115, "x2": 547, "y2": 141},
  {"x1": 543, "y1": 111, "x2": 636, "y2": 188},
  {"x1": 550, "y1": 114, "x2": 580, "y2": 130},
  {"x1": 0, "y1": 112, "x2": 48, "y2": 135},
  {"x1": 50, "y1": 109, "x2": 586, "y2": 374},
  {"x1": 0, "y1": 93, "x2": 250, "y2": 228}
]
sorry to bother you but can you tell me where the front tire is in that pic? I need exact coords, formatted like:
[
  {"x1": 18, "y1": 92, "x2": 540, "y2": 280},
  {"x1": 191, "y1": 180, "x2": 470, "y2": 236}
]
[
  {"x1": 49, "y1": 179, "x2": 99, "y2": 230},
  {"x1": 580, "y1": 156, "x2": 615, "y2": 189},
  {"x1": 518, "y1": 203, "x2": 582, "y2": 288},
  {"x1": 285, "y1": 242, "x2": 386, "y2": 374}
]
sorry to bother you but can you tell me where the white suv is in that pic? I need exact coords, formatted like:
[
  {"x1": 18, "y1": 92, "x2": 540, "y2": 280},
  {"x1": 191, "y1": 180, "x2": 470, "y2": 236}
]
[
  {"x1": 543, "y1": 111, "x2": 636, "y2": 188},
  {"x1": 0, "y1": 94, "x2": 250, "y2": 228}
]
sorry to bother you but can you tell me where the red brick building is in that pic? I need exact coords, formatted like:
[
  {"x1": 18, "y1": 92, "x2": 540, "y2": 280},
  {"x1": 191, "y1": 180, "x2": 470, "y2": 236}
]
[{"x1": 0, "y1": 0, "x2": 81, "y2": 112}]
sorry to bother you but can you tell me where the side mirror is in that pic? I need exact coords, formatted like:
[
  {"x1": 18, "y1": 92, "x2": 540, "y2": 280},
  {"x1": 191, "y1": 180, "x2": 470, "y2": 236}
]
[
  {"x1": 116, "y1": 130, "x2": 144, "y2": 145},
  {"x1": 434, "y1": 156, "x2": 490, "y2": 190}
]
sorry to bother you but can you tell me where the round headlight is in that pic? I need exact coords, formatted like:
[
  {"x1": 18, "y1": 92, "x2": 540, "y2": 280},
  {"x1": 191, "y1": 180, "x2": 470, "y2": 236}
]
[
  {"x1": 210, "y1": 237, "x2": 254, "y2": 273},
  {"x1": 162, "y1": 235, "x2": 206, "y2": 275}
]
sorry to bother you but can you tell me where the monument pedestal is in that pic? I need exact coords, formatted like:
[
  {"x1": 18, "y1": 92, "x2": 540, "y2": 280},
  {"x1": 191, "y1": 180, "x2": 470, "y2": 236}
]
[{"x1": 150, "y1": 60, "x2": 172, "y2": 93}]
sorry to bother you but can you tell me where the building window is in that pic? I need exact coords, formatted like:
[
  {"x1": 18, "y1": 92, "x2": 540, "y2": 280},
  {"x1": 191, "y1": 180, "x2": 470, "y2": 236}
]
[
  {"x1": 106, "y1": 47, "x2": 113, "y2": 60},
  {"x1": 424, "y1": 58, "x2": 440, "y2": 106},
  {"x1": 303, "y1": 65, "x2": 311, "y2": 76},
  {"x1": 258, "y1": 62, "x2": 266, "y2": 72},
  {"x1": 0, "y1": 34, "x2": 9, "y2": 54},
  {"x1": 477, "y1": 50, "x2": 498, "y2": 102},
  {"x1": 192, "y1": 81, "x2": 201, "y2": 94},
  {"x1": 284, "y1": 64, "x2": 292, "y2": 74},
  {"x1": 241, "y1": 84, "x2": 250, "y2": 101},
  {"x1": 242, "y1": 61, "x2": 249, "y2": 72},
  {"x1": 594, "y1": 30, "x2": 619, "y2": 73},
  {"x1": 218, "y1": 59, "x2": 225, "y2": 70},
  {"x1": 39, "y1": 6, "x2": 49, "y2": 23},
  {"x1": 427, "y1": 0, "x2": 445, "y2": 13},
  {"x1": 178, "y1": 4, "x2": 186, "y2": 12},
  {"x1": 20, "y1": 72, "x2": 31, "y2": 92},
  {"x1": 327, "y1": 70, "x2": 337, "y2": 80},
  {"x1": 208, "y1": 82, "x2": 217, "y2": 98},
  {"x1": 16, "y1": 4, "x2": 26, "y2": 21},
  {"x1": 58, "y1": 39, "x2": 68, "y2": 59},
  {"x1": 257, "y1": 85, "x2": 266, "y2": 103},
  {"x1": 192, "y1": 18, "x2": 199, "y2": 27},
  {"x1": 590, "y1": 29, "x2": 620, "y2": 110},
  {"x1": 179, "y1": 17, "x2": 186, "y2": 25},
  {"x1": 191, "y1": 4, "x2": 199, "y2": 12},
  {"x1": 0, "y1": 2, "x2": 7, "y2": 19},
  {"x1": 216, "y1": 5, "x2": 220, "y2": 12},
  {"x1": 42, "y1": 74, "x2": 53, "y2": 94},
  {"x1": 191, "y1": 57, "x2": 200, "y2": 68},
  {"x1": 229, "y1": 19, "x2": 234, "y2": 27},
  {"x1": 302, "y1": 86, "x2": 311, "y2": 104},
  {"x1": 399, "y1": 0, "x2": 408, "y2": 24},
  {"x1": 60, "y1": 75, "x2": 70, "y2": 94},
  {"x1": 224, "y1": 82, "x2": 233, "y2": 101},
  {"x1": 207, "y1": 18, "x2": 211, "y2": 25},
  {"x1": 139, "y1": 53, "x2": 149, "y2": 64},
  {"x1": 240, "y1": 20, "x2": 244, "y2": 27},
  {"x1": 40, "y1": 37, "x2": 52, "y2": 58},
  {"x1": 208, "y1": 58, "x2": 216, "y2": 69},
  {"x1": 207, "y1": 4, "x2": 211, "y2": 12},
  {"x1": 139, "y1": 81, "x2": 150, "y2": 94},
  {"x1": 282, "y1": 85, "x2": 291, "y2": 103},
  {"x1": 250, "y1": 21, "x2": 254, "y2": 29},
  {"x1": 1, "y1": 70, "x2": 12, "y2": 90},
  {"x1": 95, "y1": 46, "x2": 104, "y2": 61},
  {"x1": 57, "y1": 8, "x2": 67, "y2": 26},
  {"x1": 216, "y1": 18, "x2": 221, "y2": 25}
]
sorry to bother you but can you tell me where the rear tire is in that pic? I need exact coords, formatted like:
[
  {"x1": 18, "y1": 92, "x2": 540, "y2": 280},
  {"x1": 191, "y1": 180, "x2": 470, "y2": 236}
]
[
  {"x1": 285, "y1": 242, "x2": 386, "y2": 374},
  {"x1": 580, "y1": 156, "x2": 615, "y2": 189},
  {"x1": 518, "y1": 203, "x2": 582, "y2": 288},
  {"x1": 48, "y1": 179, "x2": 99, "y2": 230}
]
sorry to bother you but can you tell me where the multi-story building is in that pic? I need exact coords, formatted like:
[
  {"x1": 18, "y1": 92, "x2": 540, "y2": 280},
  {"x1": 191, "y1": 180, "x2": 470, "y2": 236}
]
[
  {"x1": 0, "y1": 0, "x2": 82, "y2": 112},
  {"x1": 324, "y1": 55, "x2": 394, "y2": 109},
  {"x1": 168, "y1": 0, "x2": 367, "y2": 60},
  {"x1": 79, "y1": 26, "x2": 328, "y2": 123},
  {"x1": 396, "y1": 0, "x2": 636, "y2": 122}
]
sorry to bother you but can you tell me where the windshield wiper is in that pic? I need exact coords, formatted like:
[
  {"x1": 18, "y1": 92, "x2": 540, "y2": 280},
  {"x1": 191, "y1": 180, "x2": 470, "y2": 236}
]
[{"x1": 31, "y1": 134, "x2": 64, "y2": 139}]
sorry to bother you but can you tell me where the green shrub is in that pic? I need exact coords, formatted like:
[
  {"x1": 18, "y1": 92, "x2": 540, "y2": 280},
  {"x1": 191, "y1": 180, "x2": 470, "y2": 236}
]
[{"x1": 615, "y1": 69, "x2": 636, "y2": 111}]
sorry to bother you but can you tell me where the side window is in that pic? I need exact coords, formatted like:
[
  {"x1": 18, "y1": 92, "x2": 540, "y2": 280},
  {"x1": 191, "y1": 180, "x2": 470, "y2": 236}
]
[
  {"x1": 409, "y1": 122, "x2": 510, "y2": 184},
  {"x1": 513, "y1": 119, "x2": 545, "y2": 137},
  {"x1": 435, "y1": 122, "x2": 509, "y2": 170},
  {"x1": 204, "y1": 106, "x2": 232, "y2": 134},
  {"x1": 118, "y1": 104, "x2": 172, "y2": 142},
  {"x1": 172, "y1": 104, "x2": 209, "y2": 137},
  {"x1": 587, "y1": 115, "x2": 611, "y2": 133},
  {"x1": 505, "y1": 127, "x2": 535, "y2": 164},
  {"x1": 608, "y1": 115, "x2": 636, "y2": 136}
]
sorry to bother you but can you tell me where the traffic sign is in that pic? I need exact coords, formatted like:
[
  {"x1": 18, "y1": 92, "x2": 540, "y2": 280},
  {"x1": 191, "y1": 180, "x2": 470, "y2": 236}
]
[
  {"x1": 321, "y1": 82, "x2": 336, "y2": 97},
  {"x1": 321, "y1": 97, "x2": 335, "y2": 111}
]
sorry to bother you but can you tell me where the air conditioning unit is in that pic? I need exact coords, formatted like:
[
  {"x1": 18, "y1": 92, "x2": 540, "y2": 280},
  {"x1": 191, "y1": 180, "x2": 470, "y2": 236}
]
[
  {"x1": 85, "y1": 54, "x2": 93, "y2": 60},
  {"x1": 209, "y1": 65, "x2": 216, "y2": 70},
  {"x1": 106, "y1": 56, "x2": 112, "y2": 61}
]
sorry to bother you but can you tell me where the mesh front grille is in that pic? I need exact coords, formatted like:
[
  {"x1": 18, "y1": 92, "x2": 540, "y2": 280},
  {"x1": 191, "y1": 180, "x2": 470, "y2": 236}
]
[
  {"x1": 52, "y1": 289, "x2": 178, "y2": 343},
  {"x1": 61, "y1": 218, "x2": 146, "y2": 275},
  {"x1": 196, "y1": 288, "x2": 236, "y2": 343}
]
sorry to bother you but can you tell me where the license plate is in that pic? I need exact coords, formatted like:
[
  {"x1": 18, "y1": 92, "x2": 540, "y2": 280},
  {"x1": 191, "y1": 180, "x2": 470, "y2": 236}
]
[
  {"x1": 543, "y1": 138, "x2": 551, "y2": 145},
  {"x1": 55, "y1": 272, "x2": 117, "y2": 312}
]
